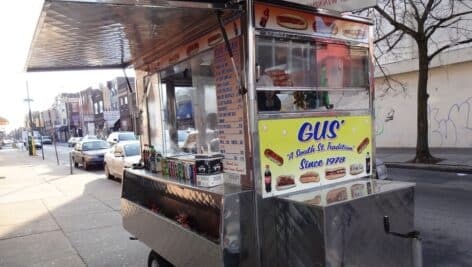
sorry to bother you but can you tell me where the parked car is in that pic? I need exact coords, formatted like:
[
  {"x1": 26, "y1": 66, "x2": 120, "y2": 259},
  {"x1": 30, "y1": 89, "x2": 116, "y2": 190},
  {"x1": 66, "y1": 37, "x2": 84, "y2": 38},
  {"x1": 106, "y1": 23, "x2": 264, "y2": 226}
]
[
  {"x1": 104, "y1": 141, "x2": 141, "y2": 179},
  {"x1": 71, "y1": 140, "x2": 110, "y2": 170},
  {"x1": 68, "y1": 137, "x2": 82, "y2": 147},
  {"x1": 33, "y1": 136, "x2": 42, "y2": 149},
  {"x1": 106, "y1": 131, "x2": 137, "y2": 145},
  {"x1": 41, "y1": 136, "x2": 52, "y2": 144},
  {"x1": 82, "y1": 135, "x2": 98, "y2": 141}
]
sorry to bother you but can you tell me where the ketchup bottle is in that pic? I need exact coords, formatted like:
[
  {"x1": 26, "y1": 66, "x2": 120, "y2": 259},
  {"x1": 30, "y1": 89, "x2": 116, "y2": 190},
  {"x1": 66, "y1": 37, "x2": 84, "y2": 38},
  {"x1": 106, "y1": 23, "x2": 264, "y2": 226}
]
[{"x1": 259, "y1": 8, "x2": 270, "y2": 28}]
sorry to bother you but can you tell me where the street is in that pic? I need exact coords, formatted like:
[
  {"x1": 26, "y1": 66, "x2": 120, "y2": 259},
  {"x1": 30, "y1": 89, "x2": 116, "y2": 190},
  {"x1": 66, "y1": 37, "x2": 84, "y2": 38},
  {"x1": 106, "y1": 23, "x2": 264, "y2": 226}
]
[
  {"x1": 389, "y1": 168, "x2": 472, "y2": 266},
  {"x1": 1, "y1": 147, "x2": 472, "y2": 266}
]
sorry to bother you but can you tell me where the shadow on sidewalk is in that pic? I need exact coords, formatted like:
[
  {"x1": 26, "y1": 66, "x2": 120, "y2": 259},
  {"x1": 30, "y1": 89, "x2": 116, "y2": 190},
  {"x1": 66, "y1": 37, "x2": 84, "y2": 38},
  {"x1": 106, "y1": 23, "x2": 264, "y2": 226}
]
[{"x1": 0, "y1": 149, "x2": 148, "y2": 266}]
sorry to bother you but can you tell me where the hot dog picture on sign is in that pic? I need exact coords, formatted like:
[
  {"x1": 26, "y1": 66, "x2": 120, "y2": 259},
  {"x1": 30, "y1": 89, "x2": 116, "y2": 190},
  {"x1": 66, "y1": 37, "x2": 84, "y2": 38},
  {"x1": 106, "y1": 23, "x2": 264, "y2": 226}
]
[
  {"x1": 255, "y1": 3, "x2": 369, "y2": 43},
  {"x1": 259, "y1": 115, "x2": 372, "y2": 198}
]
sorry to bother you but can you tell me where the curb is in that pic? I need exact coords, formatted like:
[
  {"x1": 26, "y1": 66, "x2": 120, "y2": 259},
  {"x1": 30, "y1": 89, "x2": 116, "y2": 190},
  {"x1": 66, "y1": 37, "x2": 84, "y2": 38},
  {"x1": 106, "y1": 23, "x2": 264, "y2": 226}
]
[{"x1": 385, "y1": 162, "x2": 472, "y2": 174}]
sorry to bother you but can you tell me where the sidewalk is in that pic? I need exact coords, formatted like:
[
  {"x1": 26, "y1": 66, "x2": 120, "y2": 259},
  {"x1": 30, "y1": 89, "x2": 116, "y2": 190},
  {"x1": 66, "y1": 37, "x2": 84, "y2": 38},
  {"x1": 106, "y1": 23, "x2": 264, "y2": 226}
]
[
  {"x1": 377, "y1": 147, "x2": 472, "y2": 173},
  {"x1": 0, "y1": 148, "x2": 147, "y2": 266}
]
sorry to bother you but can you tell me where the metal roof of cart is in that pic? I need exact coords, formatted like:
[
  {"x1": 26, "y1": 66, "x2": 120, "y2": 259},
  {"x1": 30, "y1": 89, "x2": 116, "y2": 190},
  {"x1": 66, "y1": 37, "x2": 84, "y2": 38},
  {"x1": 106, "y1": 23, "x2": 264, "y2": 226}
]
[{"x1": 25, "y1": 0, "x2": 373, "y2": 72}]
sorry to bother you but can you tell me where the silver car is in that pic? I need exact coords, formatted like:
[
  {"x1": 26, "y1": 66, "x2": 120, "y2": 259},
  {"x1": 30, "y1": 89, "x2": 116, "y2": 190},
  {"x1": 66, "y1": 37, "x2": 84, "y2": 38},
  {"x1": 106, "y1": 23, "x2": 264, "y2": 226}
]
[{"x1": 72, "y1": 140, "x2": 110, "y2": 170}]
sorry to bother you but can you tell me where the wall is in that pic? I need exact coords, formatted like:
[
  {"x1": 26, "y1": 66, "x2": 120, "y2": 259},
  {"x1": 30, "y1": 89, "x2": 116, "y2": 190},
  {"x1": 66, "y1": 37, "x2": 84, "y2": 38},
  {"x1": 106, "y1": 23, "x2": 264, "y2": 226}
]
[{"x1": 375, "y1": 61, "x2": 472, "y2": 148}]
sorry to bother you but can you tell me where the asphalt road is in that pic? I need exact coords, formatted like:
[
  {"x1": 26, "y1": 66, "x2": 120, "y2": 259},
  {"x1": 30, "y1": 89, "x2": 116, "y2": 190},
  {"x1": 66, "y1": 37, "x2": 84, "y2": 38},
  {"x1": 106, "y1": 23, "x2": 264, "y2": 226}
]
[{"x1": 389, "y1": 168, "x2": 472, "y2": 267}]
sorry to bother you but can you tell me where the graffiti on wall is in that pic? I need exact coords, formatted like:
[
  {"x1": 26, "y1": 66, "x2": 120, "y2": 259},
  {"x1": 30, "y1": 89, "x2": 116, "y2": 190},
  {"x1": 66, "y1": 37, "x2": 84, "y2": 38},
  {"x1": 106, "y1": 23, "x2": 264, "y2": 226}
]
[
  {"x1": 429, "y1": 97, "x2": 472, "y2": 146},
  {"x1": 375, "y1": 106, "x2": 397, "y2": 136}
]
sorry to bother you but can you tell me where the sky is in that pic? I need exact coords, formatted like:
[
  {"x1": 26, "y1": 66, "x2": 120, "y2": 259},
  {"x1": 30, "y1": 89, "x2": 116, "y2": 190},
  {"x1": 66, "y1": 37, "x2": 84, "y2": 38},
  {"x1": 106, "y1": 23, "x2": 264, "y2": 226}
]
[{"x1": 0, "y1": 1, "x2": 132, "y2": 132}]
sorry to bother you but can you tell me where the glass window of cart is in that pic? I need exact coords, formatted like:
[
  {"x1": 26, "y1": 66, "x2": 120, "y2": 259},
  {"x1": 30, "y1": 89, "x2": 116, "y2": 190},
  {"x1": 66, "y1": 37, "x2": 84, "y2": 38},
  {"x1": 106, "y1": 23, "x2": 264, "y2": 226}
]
[
  {"x1": 158, "y1": 50, "x2": 218, "y2": 156},
  {"x1": 256, "y1": 36, "x2": 370, "y2": 112}
]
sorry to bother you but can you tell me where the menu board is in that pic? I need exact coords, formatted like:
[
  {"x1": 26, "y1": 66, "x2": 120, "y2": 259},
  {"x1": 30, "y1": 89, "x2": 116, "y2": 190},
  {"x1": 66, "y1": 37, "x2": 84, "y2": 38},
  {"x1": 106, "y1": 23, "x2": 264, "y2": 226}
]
[
  {"x1": 259, "y1": 115, "x2": 372, "y2": 198},
  {"x1": 148, "y1": 19, "x2": 241, "y2": 72},
  {"x1": 255, "y1": 3, "x2": 369, "y2": 43},
  {"x1": 285, "y1": 0, "x2": 377, "y2": 12},
  {"x1": 214, "y1": 38, "x2": 246, "y2": 175}
]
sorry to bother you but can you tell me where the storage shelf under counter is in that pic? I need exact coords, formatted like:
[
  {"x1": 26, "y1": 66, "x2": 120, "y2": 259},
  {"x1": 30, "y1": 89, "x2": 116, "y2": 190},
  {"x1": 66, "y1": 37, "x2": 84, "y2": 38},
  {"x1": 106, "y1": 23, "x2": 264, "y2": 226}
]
[
  {"x1": 259, "y1": 179, "x2": 416, "y2": 267},
  {"x1": 121, "y1": 168, "x2": 257, "y2": 267}
]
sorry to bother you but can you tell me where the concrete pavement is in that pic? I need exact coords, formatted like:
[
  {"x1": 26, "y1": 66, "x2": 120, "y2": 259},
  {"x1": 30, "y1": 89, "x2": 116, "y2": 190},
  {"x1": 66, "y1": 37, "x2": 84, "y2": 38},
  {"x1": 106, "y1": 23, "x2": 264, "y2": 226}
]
[
  {"x1": 0, "y1": 148, "x2": 148, "y2": 267},
  {"x1": 377, "y1": 147, "x2": 472, "y2": 173}
]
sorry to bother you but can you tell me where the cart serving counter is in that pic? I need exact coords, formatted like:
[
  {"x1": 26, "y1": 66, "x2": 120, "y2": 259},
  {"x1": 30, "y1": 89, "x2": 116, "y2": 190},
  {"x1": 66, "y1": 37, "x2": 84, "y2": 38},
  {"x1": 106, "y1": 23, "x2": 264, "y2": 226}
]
[{"x1": 26, "y1": 0, "x2": 419, "y2": 266}]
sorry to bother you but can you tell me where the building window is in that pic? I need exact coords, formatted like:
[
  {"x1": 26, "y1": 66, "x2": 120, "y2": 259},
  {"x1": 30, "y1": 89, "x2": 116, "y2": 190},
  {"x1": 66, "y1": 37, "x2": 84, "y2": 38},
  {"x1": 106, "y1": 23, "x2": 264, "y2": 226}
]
[
  {"x1": 99, "y1": 100, "x2": 103, "y2": 113},
  {"x1": 120, "y1": 98, "x2": 123, "y2": 106},
  {"x1": 94, "y1": 102, "x2": 98, "y2": 114},
  {"x1": 124, "y1": 96, "x2": 128, "y2": 105}
]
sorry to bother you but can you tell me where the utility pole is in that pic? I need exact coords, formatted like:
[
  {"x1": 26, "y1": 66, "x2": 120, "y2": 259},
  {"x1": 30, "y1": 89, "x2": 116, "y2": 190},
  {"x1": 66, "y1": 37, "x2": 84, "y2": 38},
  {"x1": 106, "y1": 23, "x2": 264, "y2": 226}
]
[
  {"x1": 25, "y1": 82, "x2": 34, "y2": 131},
  {"x1": 24, "y1": 81, "x2": 35, "y2": 156}
]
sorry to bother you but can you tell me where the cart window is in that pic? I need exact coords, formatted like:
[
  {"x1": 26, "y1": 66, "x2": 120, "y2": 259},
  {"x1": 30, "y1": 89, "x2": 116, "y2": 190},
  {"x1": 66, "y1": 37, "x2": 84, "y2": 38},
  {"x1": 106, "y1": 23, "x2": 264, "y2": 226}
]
[
  {"x1": 158, "y1": 51, "x2": 218, "y2": 156},
  {"x1": 256, "y1": 37, "x2": 316, "y2": 88},
  {"x1": 256, "y1": 36, "x2": 370, "y2": 113},
  {"x1": 317, "y1": 43, "x2": 369, "y2": 88}
]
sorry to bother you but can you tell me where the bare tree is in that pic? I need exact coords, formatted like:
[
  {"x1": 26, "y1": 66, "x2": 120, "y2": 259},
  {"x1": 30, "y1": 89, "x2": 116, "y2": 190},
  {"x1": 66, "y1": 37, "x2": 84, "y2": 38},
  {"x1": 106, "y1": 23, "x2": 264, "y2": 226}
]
[{"x1": 372, "y1": 0, "x2": 472, "y2": 163}]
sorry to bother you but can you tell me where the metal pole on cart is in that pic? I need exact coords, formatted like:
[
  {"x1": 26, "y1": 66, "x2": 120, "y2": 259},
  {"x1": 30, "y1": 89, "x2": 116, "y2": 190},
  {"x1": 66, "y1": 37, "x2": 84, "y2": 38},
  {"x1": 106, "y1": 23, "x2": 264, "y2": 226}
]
[{"x1": 243, "y1": 0, "x2": 263, "y2": 266}]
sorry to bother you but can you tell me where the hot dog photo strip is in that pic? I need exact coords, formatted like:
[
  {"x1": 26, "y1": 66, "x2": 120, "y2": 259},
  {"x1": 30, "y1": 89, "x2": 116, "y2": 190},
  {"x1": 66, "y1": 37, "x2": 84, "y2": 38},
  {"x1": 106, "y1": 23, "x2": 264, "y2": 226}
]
[{"x1": 27, "y1": 0, "x2": 421, "y2": 266}]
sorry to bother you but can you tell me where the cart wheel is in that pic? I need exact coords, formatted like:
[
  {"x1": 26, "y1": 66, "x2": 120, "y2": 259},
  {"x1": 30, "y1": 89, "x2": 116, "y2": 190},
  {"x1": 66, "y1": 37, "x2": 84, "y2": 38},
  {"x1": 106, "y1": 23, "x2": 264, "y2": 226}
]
[{"x1": 148, "y1": 251, "x2": 173, "y2": 267}]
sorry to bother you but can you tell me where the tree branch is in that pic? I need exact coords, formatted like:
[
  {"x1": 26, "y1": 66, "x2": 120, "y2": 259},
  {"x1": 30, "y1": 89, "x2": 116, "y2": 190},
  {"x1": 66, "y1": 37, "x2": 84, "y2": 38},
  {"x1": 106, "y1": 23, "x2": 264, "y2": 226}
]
[
  {"x1": 407, "y1": 0, "x2": 421, "y2": 22},
  {"x1": 374, "y1": 54, "x2": 407, "y2": 95},
  {"x1": 375, "y1": 28, "x2": 399, "y2": 44},
  {"x1": 386, "y1": 32, "x2": 406, "y2": 52},
  {"x1": 426, "y1": 18, "x2": 462, "y2": 38},
  {"x1": 422, "y1": 0, "x2": 437, "y2": 22},
  {"x1": 429, "y1": 38, "x2": 472, "y2": 61},
  {"x1": 374, "y1": 5, "x2": 418, "y2": 39},
  {"x1": 425, "y1": 6, "x2": 472, "y2": 38}
]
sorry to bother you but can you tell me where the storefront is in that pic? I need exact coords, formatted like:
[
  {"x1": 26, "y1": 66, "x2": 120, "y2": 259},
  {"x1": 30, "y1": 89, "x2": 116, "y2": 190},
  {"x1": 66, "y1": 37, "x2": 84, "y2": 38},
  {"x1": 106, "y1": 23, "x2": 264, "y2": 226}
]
[{"x1": 26, "y1": 0, "x2": 420, "y2": 266}]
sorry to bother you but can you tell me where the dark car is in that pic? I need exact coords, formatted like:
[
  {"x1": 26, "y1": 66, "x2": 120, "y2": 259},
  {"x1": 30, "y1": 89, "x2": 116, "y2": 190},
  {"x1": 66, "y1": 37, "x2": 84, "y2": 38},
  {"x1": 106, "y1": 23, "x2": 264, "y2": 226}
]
[
  {"x1": 42, "y1": 136, "x2": 52, "y2": 144},
  {"x1": 71, "y1": 140, "x2": 110, "y2": 170}
]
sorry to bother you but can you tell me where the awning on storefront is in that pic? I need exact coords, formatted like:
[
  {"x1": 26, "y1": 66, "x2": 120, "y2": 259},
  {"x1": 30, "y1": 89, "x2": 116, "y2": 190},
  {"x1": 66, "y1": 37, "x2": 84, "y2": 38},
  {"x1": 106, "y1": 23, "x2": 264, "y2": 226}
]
[
  {"x1": 0, "y1": 117, "x2": 9, "y2": 126},
  {"x1": 25, "y1": 0, "x2": 240, "y2": 72}
]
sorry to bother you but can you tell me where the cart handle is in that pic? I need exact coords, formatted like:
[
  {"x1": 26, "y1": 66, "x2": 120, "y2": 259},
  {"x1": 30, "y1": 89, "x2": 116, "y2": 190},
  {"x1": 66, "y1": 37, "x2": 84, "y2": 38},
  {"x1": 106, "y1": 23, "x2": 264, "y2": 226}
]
[
  {"x1": 216, "y1": 10, "x2": 247, "y2": 96},
  {"x1": 383, "y1": 216, "x2": 420, "y2": 239}
]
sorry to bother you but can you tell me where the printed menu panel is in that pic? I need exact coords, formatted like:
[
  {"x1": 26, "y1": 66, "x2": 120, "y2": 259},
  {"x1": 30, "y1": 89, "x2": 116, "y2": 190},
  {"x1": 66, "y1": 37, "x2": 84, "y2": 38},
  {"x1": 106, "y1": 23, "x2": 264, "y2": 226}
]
[
  {"x1": 214, "y1": 38, "x2": 246, "y2": 175},
  {"x1": 259, "y1": 115, "x2": 372, "y2": 198},
  {"x1": 255, "y1": 3, "x2": 369, "y2": 43},
  {"x1": 148, "y1": 19, "x2": 241, "y2": 72}
]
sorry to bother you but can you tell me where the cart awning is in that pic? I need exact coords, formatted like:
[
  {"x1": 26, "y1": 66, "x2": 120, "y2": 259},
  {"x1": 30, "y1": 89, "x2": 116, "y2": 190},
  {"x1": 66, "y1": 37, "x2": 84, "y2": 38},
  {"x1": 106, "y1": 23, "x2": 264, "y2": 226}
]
[{"x1": 26, "y1": 0, "x2": 238, "y2": 72}]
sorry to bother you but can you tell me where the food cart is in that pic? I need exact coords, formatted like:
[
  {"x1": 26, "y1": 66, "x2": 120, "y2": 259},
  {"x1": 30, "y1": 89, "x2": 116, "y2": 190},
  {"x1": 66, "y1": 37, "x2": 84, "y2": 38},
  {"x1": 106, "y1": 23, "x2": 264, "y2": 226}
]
[{"x1": 26, "y1": 0, "x2": 419, "y2": 266}]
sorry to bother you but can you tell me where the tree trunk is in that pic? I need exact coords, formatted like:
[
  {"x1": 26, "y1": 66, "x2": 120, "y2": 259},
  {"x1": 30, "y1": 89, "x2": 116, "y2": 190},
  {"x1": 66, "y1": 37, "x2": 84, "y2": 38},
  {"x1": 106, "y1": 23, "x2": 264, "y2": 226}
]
[{"x1": 413, "y1": 42, "x2": 439, "y2": 163}]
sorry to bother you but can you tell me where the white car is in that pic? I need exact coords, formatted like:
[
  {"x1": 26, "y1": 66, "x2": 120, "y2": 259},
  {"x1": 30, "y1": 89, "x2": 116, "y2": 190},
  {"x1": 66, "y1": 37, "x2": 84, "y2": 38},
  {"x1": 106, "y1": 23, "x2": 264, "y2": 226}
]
[
  {"x1": 106, "y1": 131, "x2": 137, "y2": 145},
  {"x1": 104, "y1": 141, "x2": 141, "y2": 179}
]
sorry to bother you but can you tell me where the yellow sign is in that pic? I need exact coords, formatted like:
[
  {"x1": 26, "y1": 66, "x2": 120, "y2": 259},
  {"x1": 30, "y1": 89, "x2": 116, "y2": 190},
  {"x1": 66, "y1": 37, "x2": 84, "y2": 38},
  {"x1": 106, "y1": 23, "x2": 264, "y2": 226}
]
[{"x1": 258, "y1": 115, "x2": 372, "y2": 198}]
